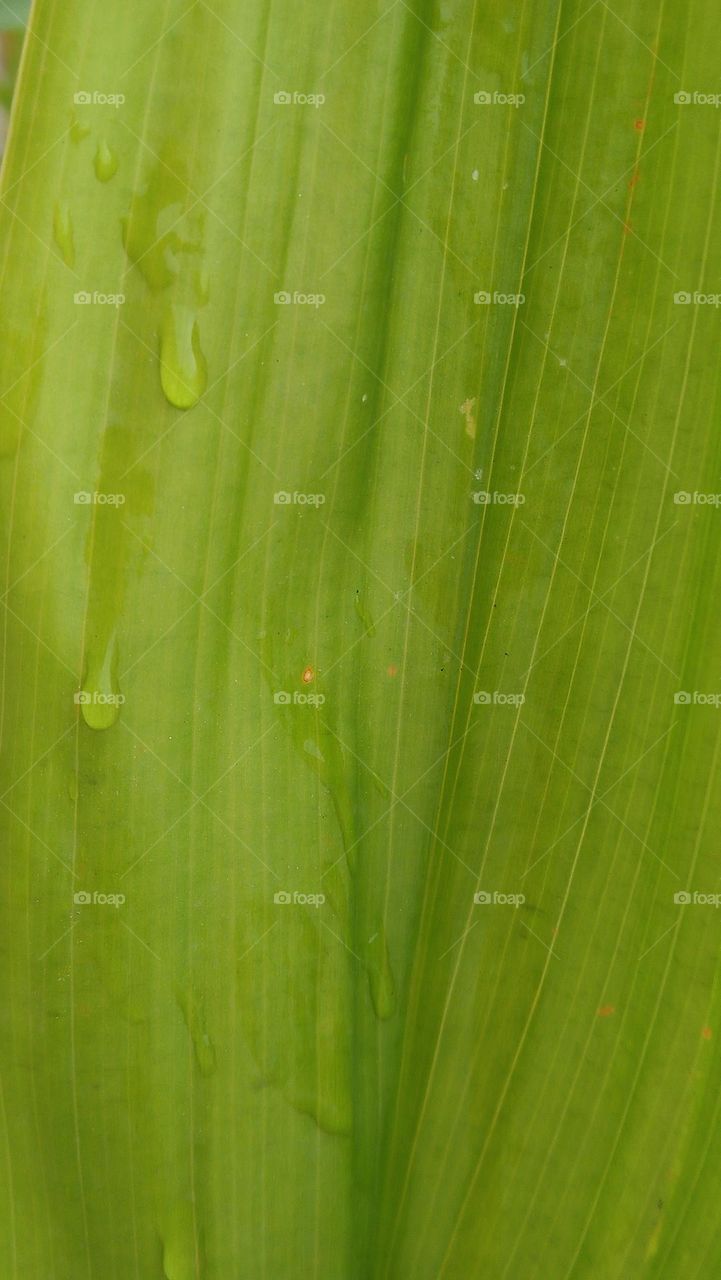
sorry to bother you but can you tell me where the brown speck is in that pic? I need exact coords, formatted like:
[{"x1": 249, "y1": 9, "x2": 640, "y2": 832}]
[
  {"x1": 459, "y1": 397, "x2": 477, "y2": 439},
  {"x1": 302, "y1": 666, "x2": 314, "y2": 684},
  {"x1": 597, "y1": 1004, "x2": 615, "y2": 1017}
]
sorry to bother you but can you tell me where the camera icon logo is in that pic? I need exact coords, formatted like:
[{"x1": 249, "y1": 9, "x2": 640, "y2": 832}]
[
  {"x1": 274, "y1": 91, "x2": 292, "y2": 105},
  {"x1": 74, "y1": 291, "x2": 92, "y2": 304},
  {"x1": 74, "y1": 491, "x2": 92, "y2": 504},
  {"x1": 473, "y1": 891, "x2": 492, "y2": 904},
  {"x1": 274, "y1": 491, "x2": 292, "y2": 504},
  {"x1": 473, "y1": 91, "x2": 492, "y2": 105},
  {"x1": 474, "y1": 291, "x2": 491, "y2": 305},
  {"x1": 473, "y1": 691, "x2": 492, "y2": 704},
  {"x1": 274, "y1": 291, "x2": 292, "y2": 304},
  {"x1": 674, "y1": 891, "x2": 691, "y2": 904},
  {"x1": 673, "y1": 491, "x2": 691, "y2": 504},
  {"x1": 74, "y1": 891, "x2": 92, "y2": 905},
  {"x1": 274, "y1": 891, "x2": 292, "y2": 903},
  {"x1": 73, "y1": 691, "x2": 92, "y2": 705},
  {"x1": 274, "y1": 691, "x2": 292, "y2": 704},
  {"x1": 674, "y1": 91, "x2": 691, "y2": 105},
  {"x1": 674, "y1": 691, "x2": 691, "y2": 704},
  {"x1": 673, "y1": 291, "x2": 692, "y2": 304},
  {"x1": 74, "y1": 91, "x2": 92, "y2": 104}
]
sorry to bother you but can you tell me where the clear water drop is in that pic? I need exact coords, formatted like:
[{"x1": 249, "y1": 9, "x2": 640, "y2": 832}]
[
  {"x1": 79, "y1": 636, "x2": 121, "y2": 730},
  {"x1": 69, "y1": 118, "x2": 90, "y2": 145},
  {"x1": 160, "y1": 304, "x2": 207, "y2": 409},
  {"x1": 94, "y1": 139, "x2": 118, "y2": 183},
  {"x1": 53, "y1": 203, "x2": 75, "y2": 267},
  {"x1": 367, "y1": 928, "x2": 396, "y2": 1019}
]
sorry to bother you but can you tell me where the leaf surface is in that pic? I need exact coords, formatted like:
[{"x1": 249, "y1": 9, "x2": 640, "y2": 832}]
[{"x1": 0, "y1": 1, "x2": 720, "y2": 1277}]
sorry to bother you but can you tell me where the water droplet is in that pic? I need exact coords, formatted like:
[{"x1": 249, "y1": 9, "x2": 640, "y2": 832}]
[
  {"x1": 288, "y1": 1078, "x2": 353, "y2": 1135},
  {"x1": 69, "y1": 117, "x2": 90, "y2": 145},
  {"x1": 367, "y1": 928, "x2": 395, "y2": 1019},
  {"x1": 53, "y1": 203, "x2": 75, "y2": 267},
  {"x1": 160, "y1": 304, "x2": 207, "y2": 409},
  {"x1": 122, "y1": 148, "x2": 203, "y2": 293},
  {"x1": 79, "y1": 636, "x2": 122, "y2": 731},
  {"x1": 94, "y1": 139, "x2": 118, "y2": 183},
  {"x1": 123, "y1": 149, "x2": 211, "y2": 405},
  {"x1": 176, "y1": 986, "x2": 216, "y2": 1076},
  {"x1": 160, "y1": 1210, "x2": 199, "y2": 1280}
]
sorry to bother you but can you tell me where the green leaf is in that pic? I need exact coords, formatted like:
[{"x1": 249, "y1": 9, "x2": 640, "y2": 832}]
[{"x1": 1, "y1": 0, "x2": 720, "y2": 1276}]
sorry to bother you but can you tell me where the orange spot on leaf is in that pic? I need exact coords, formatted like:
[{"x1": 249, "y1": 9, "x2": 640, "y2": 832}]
[
  {"x1": 628, "y1": 172, "x2": 640, "y2": 190},
  {"x1": 702, "y1": 1026, "x2": 713, "y2": 1040},
  {"x1": 387, "y1": 664, "x2": 398, "y2": 677},
  {"x1": 634, "y1": 118, "x2": 646, "y2": 131},
  {"x1": 301, "y1": 666, "x2": 314, "y2": 684},
  {"x1": 597, "y1": 1004, "x2": 615, "y2": 1017}
]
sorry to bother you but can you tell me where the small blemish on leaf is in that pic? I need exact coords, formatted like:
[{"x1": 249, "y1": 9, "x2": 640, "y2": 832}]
[{"x1": 459, "y1": 397, "x2": 477, "y2": 439}]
